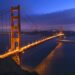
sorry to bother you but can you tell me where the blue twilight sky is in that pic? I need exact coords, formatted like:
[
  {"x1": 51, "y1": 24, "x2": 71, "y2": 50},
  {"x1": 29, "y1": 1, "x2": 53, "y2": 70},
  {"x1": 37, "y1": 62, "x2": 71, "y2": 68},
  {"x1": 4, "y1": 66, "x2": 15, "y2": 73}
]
[
  {"x1": 0, "y1": 0, "x2": 75, "y2": 31},
  {"x1": 0, "y1": 0, "x2": 75, "y2": 15},
  {"x1": 25, "y1": 0, "x2": 75, "y2": 15}
]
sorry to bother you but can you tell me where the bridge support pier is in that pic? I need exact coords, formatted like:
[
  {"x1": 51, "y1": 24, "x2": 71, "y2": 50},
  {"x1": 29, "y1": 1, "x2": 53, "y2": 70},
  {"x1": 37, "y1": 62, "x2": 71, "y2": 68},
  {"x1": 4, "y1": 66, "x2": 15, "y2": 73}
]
[
  {"x1": 58, "y1": 27, "x2": 64, "y2": 43},
  {"x1": 9, "y1": 5, "x2": 21, "y2": 65}
]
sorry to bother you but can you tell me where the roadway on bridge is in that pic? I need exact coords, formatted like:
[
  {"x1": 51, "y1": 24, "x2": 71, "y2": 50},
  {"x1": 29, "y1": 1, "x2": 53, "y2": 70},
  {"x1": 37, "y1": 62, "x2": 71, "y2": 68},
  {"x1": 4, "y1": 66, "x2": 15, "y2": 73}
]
[
  {"x1": 0, "y1": 33, "x2": 64, "y2": 59},
  {"x1": 0, "y1": 33, "x2": 75, "y2": 75}
]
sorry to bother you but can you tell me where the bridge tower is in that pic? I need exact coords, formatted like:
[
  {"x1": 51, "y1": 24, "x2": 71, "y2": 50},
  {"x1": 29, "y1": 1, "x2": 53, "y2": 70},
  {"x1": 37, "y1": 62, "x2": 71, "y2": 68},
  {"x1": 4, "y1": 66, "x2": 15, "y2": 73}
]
[
  {"x1": 58, "y1": 26, "x2": 64, "y2": 42},
  {"x1": 9, "y1": 5, "x2": 21, "y2": 65}
]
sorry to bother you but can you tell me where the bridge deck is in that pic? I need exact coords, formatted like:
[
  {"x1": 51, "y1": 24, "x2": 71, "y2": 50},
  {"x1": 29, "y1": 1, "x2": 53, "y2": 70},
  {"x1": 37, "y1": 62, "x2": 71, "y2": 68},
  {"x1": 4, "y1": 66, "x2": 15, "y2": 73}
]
[{"x1": 0, "y1": 33, "x2": 64, "y2": 59}]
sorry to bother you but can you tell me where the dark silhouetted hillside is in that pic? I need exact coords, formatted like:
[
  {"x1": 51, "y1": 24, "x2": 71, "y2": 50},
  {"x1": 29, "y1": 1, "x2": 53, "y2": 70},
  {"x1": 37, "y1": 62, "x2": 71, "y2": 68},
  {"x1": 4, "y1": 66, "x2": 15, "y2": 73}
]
[{"x1": 0, "y1": 57, "x2": 38, "y2": 75}]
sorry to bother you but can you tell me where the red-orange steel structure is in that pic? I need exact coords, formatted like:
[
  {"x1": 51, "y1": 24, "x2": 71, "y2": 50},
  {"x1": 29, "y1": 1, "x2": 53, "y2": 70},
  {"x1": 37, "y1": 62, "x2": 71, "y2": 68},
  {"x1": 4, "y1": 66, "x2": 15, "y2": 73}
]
[{"x1": 10, "y1": 5, "x2": 21, "y2": 65}]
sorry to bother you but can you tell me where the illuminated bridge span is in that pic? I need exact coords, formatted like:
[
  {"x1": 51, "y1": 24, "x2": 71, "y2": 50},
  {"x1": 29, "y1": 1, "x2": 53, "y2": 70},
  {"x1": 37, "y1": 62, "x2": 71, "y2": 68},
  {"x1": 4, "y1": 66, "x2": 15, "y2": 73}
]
[
  {"x1": 0, "y1": 33, "x2": 64, "y2": 59},
  {"x1": 0, "y1": 5, "x2": 64, "y2": 66}
]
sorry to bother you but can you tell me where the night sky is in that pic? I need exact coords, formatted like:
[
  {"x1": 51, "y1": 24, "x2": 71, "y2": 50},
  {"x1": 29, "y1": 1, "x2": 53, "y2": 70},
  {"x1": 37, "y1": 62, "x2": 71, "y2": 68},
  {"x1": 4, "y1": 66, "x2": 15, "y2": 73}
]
[
  {"x1": 25, "y1": 0, "x2": 75, "y2": 15},
  {"x1": 0, "y1": 0, "x2": 75, "y2": 15},
  {"x1": 0, "y1": 0, "x2": 75, "y2": 31}
]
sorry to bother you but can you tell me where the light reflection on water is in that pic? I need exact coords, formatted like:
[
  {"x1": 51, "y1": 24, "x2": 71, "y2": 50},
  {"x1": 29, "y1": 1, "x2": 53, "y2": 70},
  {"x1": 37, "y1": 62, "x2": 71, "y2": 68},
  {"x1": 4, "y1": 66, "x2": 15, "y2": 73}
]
[{"x1": 0, "y1": 34, "x2": 75, "y2": 75}]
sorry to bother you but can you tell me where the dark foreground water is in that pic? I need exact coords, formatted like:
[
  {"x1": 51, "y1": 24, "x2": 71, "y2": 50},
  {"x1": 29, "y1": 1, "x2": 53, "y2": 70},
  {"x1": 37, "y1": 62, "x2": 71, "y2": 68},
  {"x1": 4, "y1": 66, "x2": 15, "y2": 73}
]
[{"x1": 0, "y1": 33, "x2": 75, "y2": 75}]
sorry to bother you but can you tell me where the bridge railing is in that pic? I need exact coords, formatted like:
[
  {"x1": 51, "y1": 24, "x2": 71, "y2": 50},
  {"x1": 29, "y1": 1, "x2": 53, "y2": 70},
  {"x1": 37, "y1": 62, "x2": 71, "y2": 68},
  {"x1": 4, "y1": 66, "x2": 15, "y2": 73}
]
[{"x1": 0, "y1": 33, "x2": 64, "y2": 59}]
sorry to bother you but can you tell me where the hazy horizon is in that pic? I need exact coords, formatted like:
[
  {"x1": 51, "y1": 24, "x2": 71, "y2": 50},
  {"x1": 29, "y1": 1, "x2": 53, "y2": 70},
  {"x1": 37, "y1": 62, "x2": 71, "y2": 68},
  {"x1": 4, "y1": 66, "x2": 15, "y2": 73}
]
[{"x1": 0, "y1": 0, "x2": 75, "y2": 31}]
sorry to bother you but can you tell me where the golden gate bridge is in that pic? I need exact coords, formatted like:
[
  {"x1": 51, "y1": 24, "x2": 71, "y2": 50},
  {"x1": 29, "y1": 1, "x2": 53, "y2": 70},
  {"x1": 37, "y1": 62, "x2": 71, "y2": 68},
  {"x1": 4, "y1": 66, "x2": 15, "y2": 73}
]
[{"x1": 0, "y1": 5, "x2": 73, "y2": 75}]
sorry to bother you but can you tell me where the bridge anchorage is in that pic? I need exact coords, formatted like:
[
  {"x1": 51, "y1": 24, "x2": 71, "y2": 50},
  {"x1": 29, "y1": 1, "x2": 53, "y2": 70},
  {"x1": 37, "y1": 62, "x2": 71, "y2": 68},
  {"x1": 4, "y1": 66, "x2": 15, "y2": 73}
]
[{"x1": 9, "y1": 5, "x2": 21, "y2": 65}]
